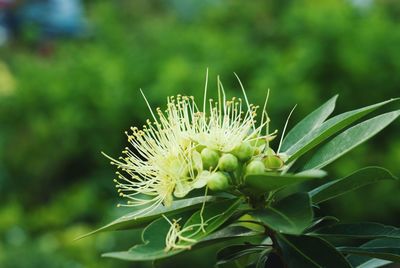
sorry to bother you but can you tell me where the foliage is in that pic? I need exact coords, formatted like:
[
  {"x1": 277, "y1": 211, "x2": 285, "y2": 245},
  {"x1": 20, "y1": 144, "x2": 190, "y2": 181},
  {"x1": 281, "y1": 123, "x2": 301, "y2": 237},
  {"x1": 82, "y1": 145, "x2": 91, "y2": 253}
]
[
  {"x1": 1, "y1": 0, "x2": 400, "y2": 267},
  {"x1": 84, "y1": 91, "x2": 399, "y2": 267}
]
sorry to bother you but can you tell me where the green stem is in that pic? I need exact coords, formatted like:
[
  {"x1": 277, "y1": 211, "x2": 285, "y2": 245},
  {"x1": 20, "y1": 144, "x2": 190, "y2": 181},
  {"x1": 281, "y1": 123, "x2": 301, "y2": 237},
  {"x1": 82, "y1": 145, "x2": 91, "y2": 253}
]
[{"x1": 265, "y1": 228, "x2": 288, "y2": 268}]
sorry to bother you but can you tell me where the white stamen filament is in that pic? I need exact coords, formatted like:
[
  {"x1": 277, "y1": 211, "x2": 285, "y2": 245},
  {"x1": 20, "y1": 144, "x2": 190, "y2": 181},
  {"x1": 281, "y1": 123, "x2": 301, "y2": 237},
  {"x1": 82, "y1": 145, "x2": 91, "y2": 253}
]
[{"x1": 106, "y1": 74, "x2": 271, "y2": 214}]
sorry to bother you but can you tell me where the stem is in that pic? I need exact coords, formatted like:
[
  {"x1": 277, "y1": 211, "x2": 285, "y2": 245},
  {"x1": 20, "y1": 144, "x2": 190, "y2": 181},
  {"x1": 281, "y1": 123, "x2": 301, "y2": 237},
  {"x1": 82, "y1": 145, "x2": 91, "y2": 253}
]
[{"x1": 265, "y1": 228, "x2": 288, "y2": 268}]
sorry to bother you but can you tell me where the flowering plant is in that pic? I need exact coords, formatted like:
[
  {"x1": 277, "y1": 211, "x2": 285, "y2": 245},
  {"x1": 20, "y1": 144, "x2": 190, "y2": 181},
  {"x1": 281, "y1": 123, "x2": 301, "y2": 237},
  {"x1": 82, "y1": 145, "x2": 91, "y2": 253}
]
[{"x1": 81, "y1": 74, "x2": 400, "y2": 267}]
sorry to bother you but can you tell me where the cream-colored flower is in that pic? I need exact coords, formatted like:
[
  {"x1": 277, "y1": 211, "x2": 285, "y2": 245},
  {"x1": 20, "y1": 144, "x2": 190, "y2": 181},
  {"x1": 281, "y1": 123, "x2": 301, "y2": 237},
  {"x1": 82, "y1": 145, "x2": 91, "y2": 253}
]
[
  {"x1": 188, "y1": 76, "x2": 272, "y2": 154},
  {"x1": 193, "y1": 96, "x2": 261, "y2": 153},
  {"x1": 106, "y1": 96, "x2": 201, "y2": 211},
  {"x1": 106, "y1": 74, "x2": 273, "y2": 213}
]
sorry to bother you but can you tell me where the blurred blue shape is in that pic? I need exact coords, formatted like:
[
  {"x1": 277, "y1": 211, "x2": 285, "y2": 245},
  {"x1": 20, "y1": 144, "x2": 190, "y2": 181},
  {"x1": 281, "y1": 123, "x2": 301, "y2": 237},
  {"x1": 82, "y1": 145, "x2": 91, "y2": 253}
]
[{"x1": 21, "y1": 0, "x2": 89, "y2": 38}]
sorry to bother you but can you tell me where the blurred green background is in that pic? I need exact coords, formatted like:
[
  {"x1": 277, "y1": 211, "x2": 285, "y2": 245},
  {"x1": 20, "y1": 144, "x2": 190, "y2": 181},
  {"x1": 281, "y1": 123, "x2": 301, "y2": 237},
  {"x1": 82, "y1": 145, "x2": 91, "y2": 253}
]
[{"x1": 1, "y1": 0, "x2": 400, "y2": 267}]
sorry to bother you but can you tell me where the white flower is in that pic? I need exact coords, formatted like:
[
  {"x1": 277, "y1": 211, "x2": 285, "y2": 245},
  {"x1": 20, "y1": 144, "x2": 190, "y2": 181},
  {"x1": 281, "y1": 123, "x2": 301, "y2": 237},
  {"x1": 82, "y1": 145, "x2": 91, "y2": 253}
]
[
  {"x1": 105, "y1": 110, "x2": 200, "y2": 212},
  {"x1": 193, "y1": 98, "x2": 256, "y2": 152},
  {"x1": 192, "y1": 76, "x2": 272, "y2": 154},
  {"x1": 106, "y1": 73, "x2": 273, "y2": 213}
]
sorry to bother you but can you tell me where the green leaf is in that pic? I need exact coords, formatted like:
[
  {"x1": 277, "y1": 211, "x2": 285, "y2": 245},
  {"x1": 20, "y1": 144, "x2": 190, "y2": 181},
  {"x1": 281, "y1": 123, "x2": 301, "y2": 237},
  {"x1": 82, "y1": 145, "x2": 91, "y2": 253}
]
[
  {"x1": 338, "y1": 238, "x2": 400, "y2": 263},
  {"x1": 347, "y1": 257, "x2": 391, "y2": 268},
  {"x1": 78, "y1": 196, "x2": 220, "y2": 239},
  {"x1": 244, "y1": 170, "x2": 326, "y2": 193},
  {"x1": 200, "y1": 225, "x2": 262, "y2": 245},
  {"x1": 285, "y1": 98, "x2": 398, "y2": 163},
  {"x1": 249, "y1": 193, "x2": 313, "y2": 235},
  {"x1": 281, "y1": 95, "x2": 338, "y2": 152},
  {"x1": 103, "y1": 211, "x2": 191, "y2": 261},
  {"x1": 102, "y1": 198, "x2": 242, "y2": 261},
  {"x1": 181, "y1": 198, "x2": 243, "y2": 242},
  {"x1": 309, "y1": 167, "x2": 397, "y2": 204},
  {"x1": 312, "y1": 222, "x2": 400, "y2": 239},
  {"x1": 277, "y1": 234, "x2": 352, "y2": 268},
  {"x1": 347, "y1": 239, "x2": 395, "y2": 268},
  {"x1": 216, "y1": 244, "x2": 268, "y2": 266},
  {"x1": 305, "y1": 216, "x2": 339, "y2": 233},
  {"x1": 304, "y1": 110, "x2": 400, "y2": 170}
]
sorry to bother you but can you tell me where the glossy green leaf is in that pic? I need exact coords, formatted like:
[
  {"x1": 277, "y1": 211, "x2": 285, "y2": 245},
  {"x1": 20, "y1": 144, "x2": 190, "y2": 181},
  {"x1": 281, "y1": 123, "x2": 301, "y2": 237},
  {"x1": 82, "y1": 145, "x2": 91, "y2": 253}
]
[
  {"x1": 102, "y1": 213, "x2": 180, "y2": 261},
  {"x1": 305, "y1": 216, "x2": 339, "y2": 233},
  {"x1": 102, "y1": 198, "x2": 242, "y2": 261},
  {"x1": 281, "y1": 95, "x2": 338, "y2": 152},
  {"x1": 200, "y1": 225, "x2": 261, "y2": 245},
  {"x1": 338, "y1": 238, "x2": 400, "y2": 263},
  {"x1": 285, "y1": 98, "x2": 398, "y2": 162},
  {"x1": 249, "y1": 193, "x2": 313, "y2": 235},
  {"x1": 312, "y1": 222, "x2": 400, "y2": 239},
  {"x1": 347, "y1": 255, "x2": 391, "y2": 268},
  {"x1": 244, "y1": 170, "x2": 326, "y2": 193},
  {"x1": 310, "y1": 167, "x2": 397, "y2": 204},
  {"x1": 78, "y1": 196, "x2": 220, "y2": 239},
  {"x1": 347, "y1": 239, "x2": 395, "y2": 268},
  {"x1": 181, "y1": 198, "x2": 243, "y2": 242},
  {"x1": 216, "y1": 244, "x2": 268, "y2": 266},
  {"x1": 277, "y1": 234, "x2": 352, "y2": 268},
  {"x1": 304, "y1": 110, "x2": 400, "y2": 170}
]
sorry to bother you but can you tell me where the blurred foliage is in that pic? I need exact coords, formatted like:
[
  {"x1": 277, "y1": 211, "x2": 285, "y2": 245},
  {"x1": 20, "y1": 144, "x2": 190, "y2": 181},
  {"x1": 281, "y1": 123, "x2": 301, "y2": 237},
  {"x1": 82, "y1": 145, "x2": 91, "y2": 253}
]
[{"x1": 0, "y1": 0, "x2": 400, "y2": 267}]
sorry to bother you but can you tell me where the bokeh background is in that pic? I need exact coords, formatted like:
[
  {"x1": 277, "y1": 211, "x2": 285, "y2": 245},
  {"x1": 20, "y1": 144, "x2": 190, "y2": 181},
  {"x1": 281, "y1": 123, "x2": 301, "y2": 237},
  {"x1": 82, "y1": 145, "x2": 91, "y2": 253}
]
[{"x1": 0, "y1": 0, "x2": 400, "y2": 267}]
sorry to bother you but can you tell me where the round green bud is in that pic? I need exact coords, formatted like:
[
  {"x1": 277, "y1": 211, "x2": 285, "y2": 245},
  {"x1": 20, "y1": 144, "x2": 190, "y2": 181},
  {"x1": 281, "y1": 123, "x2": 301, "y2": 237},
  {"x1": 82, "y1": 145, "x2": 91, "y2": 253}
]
[
  {"x1": 207, "y1": 172, "x2": 230, "y2": 191},
  {"x1": 218, "y1": 153, "x2": 239, "y2": 172},
  {"x1": 201, "y1": 148, "x2": 220, "y2": 170},
  {"x1": 232, "y1": 142, "x2": 254, "y2": 161},
  {"x1": 245, "y1": 160, "x2": 265, "y2": 175},
  {"x1": 263, "y1": 155, "x2": 284, "y2": 170}
]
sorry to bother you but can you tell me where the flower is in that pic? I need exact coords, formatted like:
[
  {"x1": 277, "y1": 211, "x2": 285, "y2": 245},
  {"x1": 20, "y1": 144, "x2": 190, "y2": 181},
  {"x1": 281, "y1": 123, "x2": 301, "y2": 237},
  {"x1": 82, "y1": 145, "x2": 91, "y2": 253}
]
[
  {"x1": 105, "y1": 120, "x2": 199, "y2": 211},
  {"x1": 163, "y1": 216, "x2": 198, "y2": 251},
  {"x1": 106, "y1": 74, "x2": 275, "y2": 213}
]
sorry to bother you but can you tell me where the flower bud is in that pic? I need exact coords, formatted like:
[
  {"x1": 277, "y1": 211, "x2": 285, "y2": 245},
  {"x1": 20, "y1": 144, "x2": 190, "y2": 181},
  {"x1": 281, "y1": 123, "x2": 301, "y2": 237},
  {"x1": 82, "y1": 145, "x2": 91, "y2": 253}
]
[
  {"x1": 201, "y1": 148, "x2": 219, "y2": 170},
  {"x1": 232, "y1": 142, "x2": 254, "y2": 162},
  {"x1": 263, "y1": 155, "x2": 284, "y2": 170},
  {"x1": 245, "y1": 160, "x2": 265, "y2": 175},
  {"x1": 207, "y1": 171, "x2": 230, "y2": 191},
  {"x1": 218, "y1": 153, "x2": 239, "y2": 172}
]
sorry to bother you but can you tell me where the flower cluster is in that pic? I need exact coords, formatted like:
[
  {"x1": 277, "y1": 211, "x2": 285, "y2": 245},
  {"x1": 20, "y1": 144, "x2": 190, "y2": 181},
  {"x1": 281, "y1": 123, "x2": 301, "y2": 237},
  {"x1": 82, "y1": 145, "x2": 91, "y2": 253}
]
[
  {"x1": 94, "y1": 84, "x2": 399, "y2": 264},
  {"x1": 105, "y1": 77, "x2": 287, "y2": 215}
]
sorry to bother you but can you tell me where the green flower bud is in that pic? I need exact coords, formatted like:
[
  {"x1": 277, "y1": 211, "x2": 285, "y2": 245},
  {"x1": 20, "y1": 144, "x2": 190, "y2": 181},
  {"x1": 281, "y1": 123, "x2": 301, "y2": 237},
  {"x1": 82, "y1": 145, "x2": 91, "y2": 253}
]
[
  {"x1": 263, "y1": 155, "x2": 284, "y2": 170},
  {"x1": 218, "y1": 153, "x2": 239, "y2": 172},
  {"x1": 207, "y1": 171, "x2": 230, "y2": 191},
  {"x1": 232, "y1": 142, "x2": 254, "y2": 161},
  {"x1": 201, "y1": 148, "x2": 219, "y2": 170},
  {"x1": 245, "y1": 160, "x2": 265, "y2": 175}
]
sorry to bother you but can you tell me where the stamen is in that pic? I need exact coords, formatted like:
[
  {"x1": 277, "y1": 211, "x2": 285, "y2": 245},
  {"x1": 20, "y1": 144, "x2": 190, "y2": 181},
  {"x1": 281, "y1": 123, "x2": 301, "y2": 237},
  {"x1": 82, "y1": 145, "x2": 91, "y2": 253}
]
[
  {"x1": 140, "y1": 89, "x2": 158, "y2": 124},
  {"x1": 277, "y1": 104, "x2": 297, "y2": 154}
]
